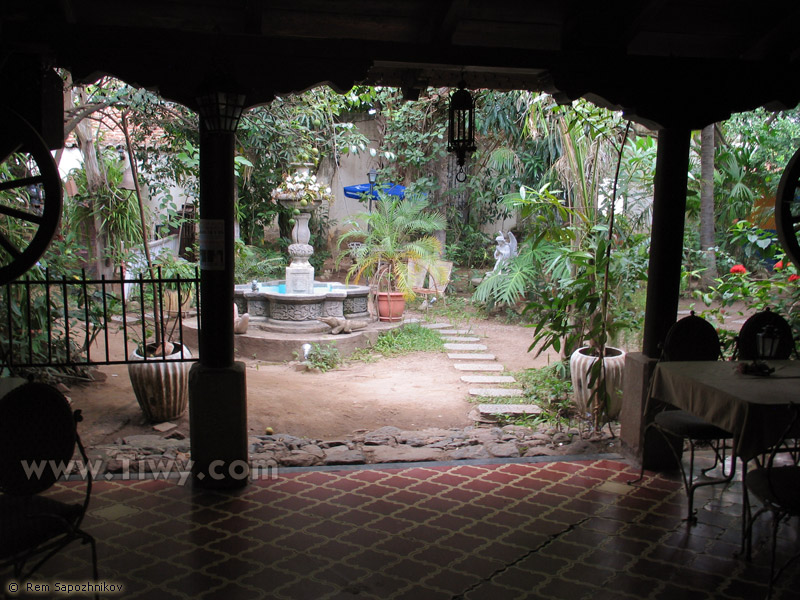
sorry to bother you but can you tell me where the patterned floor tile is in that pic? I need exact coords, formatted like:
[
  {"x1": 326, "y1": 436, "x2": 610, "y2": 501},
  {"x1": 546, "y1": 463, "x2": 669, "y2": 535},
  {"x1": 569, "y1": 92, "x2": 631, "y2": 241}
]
[{"x1": 4, "y1": 457, "x2": 799, "y2": 599}]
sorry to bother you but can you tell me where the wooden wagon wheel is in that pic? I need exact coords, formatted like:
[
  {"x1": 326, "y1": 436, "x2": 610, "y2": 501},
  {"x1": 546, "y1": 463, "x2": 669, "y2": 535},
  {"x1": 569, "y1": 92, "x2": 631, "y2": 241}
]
[
  {"x1": 0, "y1": 105, "x2": 62, "y2": 284},
  {"x1": 776, "y1": 146, "x2": 800, "y2": 270}
]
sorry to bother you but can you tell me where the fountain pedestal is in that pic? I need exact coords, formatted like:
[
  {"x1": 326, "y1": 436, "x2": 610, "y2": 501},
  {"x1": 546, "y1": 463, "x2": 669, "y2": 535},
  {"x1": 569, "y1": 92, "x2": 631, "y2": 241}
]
[{"x1": 285, "y1": 212, "x2": 315, "y2": 294}]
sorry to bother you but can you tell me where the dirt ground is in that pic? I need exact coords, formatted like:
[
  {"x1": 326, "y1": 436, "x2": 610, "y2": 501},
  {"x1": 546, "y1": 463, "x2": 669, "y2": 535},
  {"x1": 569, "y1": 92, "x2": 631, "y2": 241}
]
[
  {"x1": 65, "y1": 288, "x2": 755, "y2": 450},
  {"x1": 67, "y1": 310, "x2": 559, "y2": 449}
]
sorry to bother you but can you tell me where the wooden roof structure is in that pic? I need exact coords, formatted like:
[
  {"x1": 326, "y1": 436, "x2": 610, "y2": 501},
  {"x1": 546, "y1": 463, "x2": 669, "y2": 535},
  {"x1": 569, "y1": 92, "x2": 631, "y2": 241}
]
[{"x1": 3, "y1": 1, "x2": 800, "y2": 129}]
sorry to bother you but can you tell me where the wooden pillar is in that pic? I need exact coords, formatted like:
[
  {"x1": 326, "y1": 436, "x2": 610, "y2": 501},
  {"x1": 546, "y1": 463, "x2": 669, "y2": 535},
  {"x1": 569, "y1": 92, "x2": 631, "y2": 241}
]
[
  {"x1": 197, "y1": 120, "x2": 236, "y2": 367},
  {"x1": 620, "y1": 126, "x2": 691, "y2": 464},
  {"x1": 642, "y1": 127, "x2": 692, "y2": 357},
  {"x1": 189, "y1": 91, "x2": 249, "y2": 489}
]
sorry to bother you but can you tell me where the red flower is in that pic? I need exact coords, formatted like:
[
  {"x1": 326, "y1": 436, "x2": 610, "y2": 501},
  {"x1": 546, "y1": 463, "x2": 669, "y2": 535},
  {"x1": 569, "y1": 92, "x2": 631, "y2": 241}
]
[
  {"x1": 730, "y1": 264, "x2": 747, "y2": 274},
  {"x1": 775, "y1": 260, "x2": 784, "y2": 270},
  {"x1": 789, "y1": 274, "x2": 799, "y2": 283}
]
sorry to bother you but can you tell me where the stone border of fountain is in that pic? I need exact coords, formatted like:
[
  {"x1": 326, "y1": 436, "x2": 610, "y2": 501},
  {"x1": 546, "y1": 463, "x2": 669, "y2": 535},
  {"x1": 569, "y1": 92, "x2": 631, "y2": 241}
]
[{"x1": 234, "y1": 280, "x2": 371, "y2": 333}]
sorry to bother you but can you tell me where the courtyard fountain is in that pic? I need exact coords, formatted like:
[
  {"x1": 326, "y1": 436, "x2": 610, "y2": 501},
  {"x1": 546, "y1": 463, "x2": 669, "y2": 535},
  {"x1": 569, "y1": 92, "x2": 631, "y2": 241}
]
[{"x1": 234, "y1": 165, "x2": 370, "y2": 333}]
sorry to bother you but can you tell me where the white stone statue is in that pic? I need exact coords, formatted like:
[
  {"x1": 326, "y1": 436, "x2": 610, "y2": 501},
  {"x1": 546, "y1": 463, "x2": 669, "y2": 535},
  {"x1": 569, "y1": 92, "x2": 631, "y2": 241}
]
[
  {"x1": 492, "y1": 230, "x2": 517, "y2": 272},
  {"x1": 233, "y1": 303, "x2": 249, "y2": 334}
]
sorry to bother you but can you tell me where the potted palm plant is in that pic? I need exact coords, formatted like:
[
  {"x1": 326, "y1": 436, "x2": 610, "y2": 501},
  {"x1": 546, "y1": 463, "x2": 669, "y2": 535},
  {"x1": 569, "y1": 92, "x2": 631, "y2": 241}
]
[{"x1": 338, "y1": 195, "x2": 446, "y2": 321}]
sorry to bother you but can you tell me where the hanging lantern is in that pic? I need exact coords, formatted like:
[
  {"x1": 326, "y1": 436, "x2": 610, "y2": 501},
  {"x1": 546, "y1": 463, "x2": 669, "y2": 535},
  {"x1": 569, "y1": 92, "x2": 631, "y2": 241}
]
[{"x1": 447, "y1": 82, "x2": 476, "y2": 182}]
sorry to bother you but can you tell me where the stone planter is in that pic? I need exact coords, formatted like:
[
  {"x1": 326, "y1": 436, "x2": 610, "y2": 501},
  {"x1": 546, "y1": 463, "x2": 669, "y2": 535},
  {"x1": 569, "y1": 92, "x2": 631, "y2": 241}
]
[
  {"x1": 128, "y1": 342, "x2": 192, "y2": 422},
  {"x1": 569, "y1": 346, "x2": 626, "y2": 420}
]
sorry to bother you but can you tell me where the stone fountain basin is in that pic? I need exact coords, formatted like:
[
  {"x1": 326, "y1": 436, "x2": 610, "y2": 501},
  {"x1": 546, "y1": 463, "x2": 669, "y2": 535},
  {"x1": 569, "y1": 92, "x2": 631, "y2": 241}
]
[{"x1": 234, "y1": 280, "x2": 370, "y2": 333}]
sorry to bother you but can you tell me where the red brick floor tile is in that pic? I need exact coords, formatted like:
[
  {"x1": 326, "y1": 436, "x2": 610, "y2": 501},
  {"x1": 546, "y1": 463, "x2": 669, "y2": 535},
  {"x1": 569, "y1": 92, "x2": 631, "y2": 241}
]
[
  {"x1": 367, "y1": 515, "x2": 412, "y2": 535},
  {"x1": 383, "y1": 557, "x2": 438, "y2": 581},
  {"x1": 539, "y1": 576, "x2": 600, "y2": 599},
  {"x1": 439, "y1": 532, "x2": 487, "y2": 553},
  {"x1": 276, "y1": 577, "x2": 338, "y2": 599},
  {"x1": 348, "y1": 469, "x2": 393, "y2": 482},
  {"x1": 450, "y1": 464, "x2": 490, "y2": 477},
  {"x1": 463, "y1": 580, "x2": 531, "y2": 600},
  {"x1": 479, "y1": 469, "x2": 521, "y2": 484},
  {"x1": 239, "y1": 565, "x2": 301, "y2": 590},
  {"x1": 400, "y1": 523, "x2": 452, "y2": 543},
  {"x1": 23, "y1": 458, "x2": 776, "y2": 599},
  {"x1": 423, "y1": 567, "x2": 484, "y2": 593},
  {"x1": 449, "y1": 554, "x2": 507, "y2": 580},
  {"x1": 603, "y1": 572, "x2": 664, "y2": 598},
  {"x1": 392, "y1": 585, "x2": 453, "y2": 600},
  {"x1": 412, "y1": 544, "x2": 464, "y2": 567},
  {"x1": 335, "y1": 507, "x2": 381, "y2": 527},
  {"x1": 653, "y1": 584, "x2": 715, "y2": 600},
  {"x1": 580, "y1": 547, "x2": 636, "y2": 571},
  {"x1": 338, "y1": 527, "x2": 391, "y2": 548}
]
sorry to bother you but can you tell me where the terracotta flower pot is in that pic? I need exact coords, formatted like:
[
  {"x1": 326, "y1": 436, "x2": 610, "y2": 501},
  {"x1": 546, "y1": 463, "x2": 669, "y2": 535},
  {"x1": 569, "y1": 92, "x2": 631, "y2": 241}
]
[
  {"x1": 376, "y1": 291, "x2": 405, "y2": 322},
  {"x1": 569, "y1": 346, "x2": 626, "y2": 420},
  {"x1": 128, "y1": 342, "x2": 192, "y2": 422}
]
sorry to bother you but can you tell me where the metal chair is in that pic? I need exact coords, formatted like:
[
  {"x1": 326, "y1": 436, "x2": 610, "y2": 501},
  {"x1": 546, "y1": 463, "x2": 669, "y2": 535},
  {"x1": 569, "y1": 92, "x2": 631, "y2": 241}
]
[
  {"x1": 743, "y1": 403, "x2": 800, "y2": 599},
  {"x1": 734, "y1": 308, "x2": 796, "y2": 361},
  {"x1": 0, "y1": 382, "x2": 98, "y2": 595},
  {"x1": 631, "y1": 312, "x2": 735, "y2": 522}
]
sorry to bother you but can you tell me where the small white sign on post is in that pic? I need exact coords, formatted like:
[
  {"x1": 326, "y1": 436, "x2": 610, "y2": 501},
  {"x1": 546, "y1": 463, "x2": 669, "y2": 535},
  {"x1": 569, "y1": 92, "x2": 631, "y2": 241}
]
[{"x1": 199, "y1": 219, "x2": 225, "y2": 271}]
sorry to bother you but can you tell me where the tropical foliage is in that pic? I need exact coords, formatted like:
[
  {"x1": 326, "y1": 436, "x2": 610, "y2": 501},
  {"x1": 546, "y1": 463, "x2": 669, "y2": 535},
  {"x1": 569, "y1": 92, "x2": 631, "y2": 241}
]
[{"x1": 337, "y1": 196, "x2": 446, "y2": 296}]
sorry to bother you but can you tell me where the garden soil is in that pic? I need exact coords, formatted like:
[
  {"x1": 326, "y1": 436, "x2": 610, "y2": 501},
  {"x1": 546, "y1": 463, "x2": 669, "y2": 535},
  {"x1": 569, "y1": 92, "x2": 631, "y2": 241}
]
[
  {"x1": 64, "y1": 297, "x2": 751, "y2": 450},
  {"x1": 67, "y1": 314, "x2": 558, "y2": 449}
]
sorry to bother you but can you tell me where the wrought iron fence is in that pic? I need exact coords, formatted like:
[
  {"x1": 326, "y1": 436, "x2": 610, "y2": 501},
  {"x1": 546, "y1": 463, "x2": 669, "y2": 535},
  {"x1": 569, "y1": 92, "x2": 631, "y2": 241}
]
[{"x1": 0, "y1": 267, "x2": 200, "y2": 369}]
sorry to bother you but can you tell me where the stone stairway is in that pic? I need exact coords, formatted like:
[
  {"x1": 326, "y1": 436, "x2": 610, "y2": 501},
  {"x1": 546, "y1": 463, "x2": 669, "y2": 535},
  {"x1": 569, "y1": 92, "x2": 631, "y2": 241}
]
[{"x1": 421, "y1": 322, "x2": 542, "y2": 420}]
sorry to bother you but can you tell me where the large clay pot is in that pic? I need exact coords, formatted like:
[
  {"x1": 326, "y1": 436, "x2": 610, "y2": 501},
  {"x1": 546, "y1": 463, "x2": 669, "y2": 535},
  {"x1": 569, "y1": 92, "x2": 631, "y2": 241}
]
[
  {"x1": 376, "y1": 291, "x2": 405, "y2": 322},
  {"x1": 569, "y1": 346, "x2": 626, "y2": 420},
  {"x1": 128, "y1": 342, "x2": 192, "y2": 422}
]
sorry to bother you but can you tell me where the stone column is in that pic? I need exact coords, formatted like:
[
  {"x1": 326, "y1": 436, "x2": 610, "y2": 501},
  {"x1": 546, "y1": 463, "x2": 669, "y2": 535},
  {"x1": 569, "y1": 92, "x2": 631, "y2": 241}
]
[
  {"x1": 620, "y1": 126, "x2": 691, "y2": 466},
  {"x1": 189, "y1": 91, "x2": 249, "y2": 489}
]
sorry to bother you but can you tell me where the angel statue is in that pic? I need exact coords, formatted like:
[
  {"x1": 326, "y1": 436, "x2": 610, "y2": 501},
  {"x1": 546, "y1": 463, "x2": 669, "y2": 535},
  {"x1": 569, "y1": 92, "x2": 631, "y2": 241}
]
[{"x1": 492, "y1": 230, "x2": 517, "y2": 272}]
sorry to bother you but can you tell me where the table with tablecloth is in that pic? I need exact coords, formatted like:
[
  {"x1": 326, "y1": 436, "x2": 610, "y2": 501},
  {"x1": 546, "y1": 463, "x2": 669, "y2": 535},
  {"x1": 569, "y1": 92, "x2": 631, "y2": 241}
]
[{"x1": 650, "y1": 360, "x2": 800, "y2": 461}]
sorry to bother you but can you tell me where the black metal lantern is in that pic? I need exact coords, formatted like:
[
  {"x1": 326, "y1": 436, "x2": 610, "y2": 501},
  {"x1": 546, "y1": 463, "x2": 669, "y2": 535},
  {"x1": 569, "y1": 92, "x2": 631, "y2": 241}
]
[
  {"x1": 196, "y1": 91, "x2": 246, "y2": 134},
  {"x1": 447, "y1": 82, "x2": 476, "y2": 182},
  {"x1": 757, "y1": 323, "x2": 781, "y2": 360}
]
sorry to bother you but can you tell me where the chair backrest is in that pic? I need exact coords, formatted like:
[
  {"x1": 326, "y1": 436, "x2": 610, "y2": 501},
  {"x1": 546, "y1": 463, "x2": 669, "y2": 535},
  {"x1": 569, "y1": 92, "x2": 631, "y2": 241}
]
[
  {"x1": 736, "y1": 309, "x2": 795, "y2": 361},
  {"x1": 408, "y1": 259, "x2": 428, "y2": 289},
  {"x1": 662, "y1": 313, "x2": 721, "y2": 362},
  {"x1": 758, "y1": 403, "x2": 800, "y2": 508},
  {"x1": 428, "y1": 260, "x2": 453, "y2": 293},
  {"x1": 409, "y1": 259, "x2": 453, "y2": 294},
  {"x1": 0, "y1": 382, "x2": 77, "y2": 496}
]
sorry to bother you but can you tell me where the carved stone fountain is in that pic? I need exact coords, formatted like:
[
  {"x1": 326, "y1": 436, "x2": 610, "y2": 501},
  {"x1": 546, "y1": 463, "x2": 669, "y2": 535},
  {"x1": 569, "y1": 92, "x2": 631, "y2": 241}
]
[{"x1": 233, "y1": 165, "x2": 370, "y2": 333}]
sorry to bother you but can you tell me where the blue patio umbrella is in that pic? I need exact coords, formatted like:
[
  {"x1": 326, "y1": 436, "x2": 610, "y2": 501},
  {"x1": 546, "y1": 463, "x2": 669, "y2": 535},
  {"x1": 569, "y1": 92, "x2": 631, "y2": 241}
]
[{"x1": 342, "y1": 182, "x2": 406, "y2": 200}]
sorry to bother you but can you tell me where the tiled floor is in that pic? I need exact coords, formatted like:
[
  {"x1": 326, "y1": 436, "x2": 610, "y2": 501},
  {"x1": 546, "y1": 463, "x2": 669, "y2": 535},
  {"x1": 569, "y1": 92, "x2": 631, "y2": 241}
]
[{"x1": 4, "y1": 455, "x2": 800, "y2": 599}]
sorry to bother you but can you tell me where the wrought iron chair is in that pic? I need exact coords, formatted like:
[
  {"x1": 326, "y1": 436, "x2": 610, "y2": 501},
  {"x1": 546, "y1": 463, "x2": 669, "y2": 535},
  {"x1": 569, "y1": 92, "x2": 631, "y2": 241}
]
[
  {"x1": 743, "y1": 403, "x2": 800, "y2": 599},
  {"x1": 0, "y1": 381, "x2": 98, "y2": 594},
  {"x1": 631, "y1": 312, "x2": 735, "y2": 522},
  {"x1": 734, "y1": 308, "x2": 796, "y2": 361}
]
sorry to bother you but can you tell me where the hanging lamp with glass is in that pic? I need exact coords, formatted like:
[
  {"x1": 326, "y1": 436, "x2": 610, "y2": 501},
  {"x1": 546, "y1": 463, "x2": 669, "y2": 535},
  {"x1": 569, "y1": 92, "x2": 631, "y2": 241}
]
[{"x1": 447, "y1": 82, "x2": 476, "y2": 182}]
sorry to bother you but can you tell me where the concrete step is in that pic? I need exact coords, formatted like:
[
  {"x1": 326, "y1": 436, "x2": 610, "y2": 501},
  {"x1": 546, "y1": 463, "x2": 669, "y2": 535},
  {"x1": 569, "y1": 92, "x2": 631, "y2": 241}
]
[
  {"x1": 453, "y1": 363, "x2": 504, "y2": 372},
  {"x1": 447, "y1": 353, "x2": 496, "y2": 361},
  {"x1": 478, "y1": 403, "x2": 543, "y2": 416},
  {"x1": 460, "y1": 375, "x2": 516, "y2": 384},
  {"x1": 421, "y1": 322, "x2": 452, "y2": 329},
  {"x1": 469, "y1": 388, "x2": 525, "y2": 398},
  {"x1": 444, "y1": 343, "x2": 488, "y2": 351},
  {"x1": 439, "y1": 329, "x2": 472, "y2": 335},
  {"x1": 442, "y1": 336, "x2": 481, "y2": 342}
]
